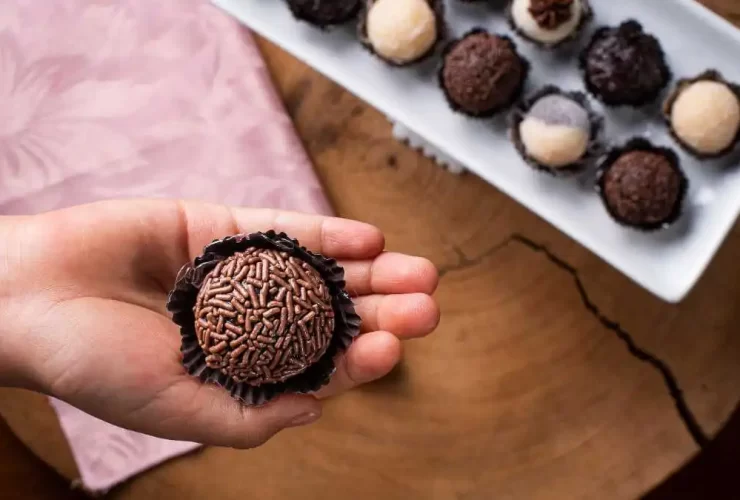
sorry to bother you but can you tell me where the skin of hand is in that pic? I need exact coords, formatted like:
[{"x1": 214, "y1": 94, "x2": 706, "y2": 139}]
[{"x1": 0, "y1": 200, "x2": 440, "y2": 449}]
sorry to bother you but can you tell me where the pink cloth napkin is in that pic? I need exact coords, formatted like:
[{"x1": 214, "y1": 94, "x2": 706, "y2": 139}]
[{"x1": 0, "y1": 0, "x2": 332, "y2": 493}]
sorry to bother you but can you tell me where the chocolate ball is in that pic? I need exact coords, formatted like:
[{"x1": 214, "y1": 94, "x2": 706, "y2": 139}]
[
  {"x1": 364, "y1": 0, "x2": 440, "y2": 65},
  {"x1": 285, "y1": 0, "x2": 361, "y2": 27},
  {"x1": 665, "y1": 73, "x2": 740, "y2": 158},
  {"x1": 440, "y1": 30, "x2": 528, "y2": 117},
  {"x1": 600, "y1": 147, "x2": 686, "y2": 229},
  {"x1": 194, "y1": 247, "x2": 335, "y2": 386},
  {"x1": 582, "y1": 21, "x2": 671, "y2": 106},
  {"x1": 518, "y1": 93, "x2": 591, "y2": 169}
]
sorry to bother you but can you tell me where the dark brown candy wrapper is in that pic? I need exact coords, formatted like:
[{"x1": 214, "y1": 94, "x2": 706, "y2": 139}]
[{"x1": 167, "y1": 231, "x2": 361, "y2": 406}]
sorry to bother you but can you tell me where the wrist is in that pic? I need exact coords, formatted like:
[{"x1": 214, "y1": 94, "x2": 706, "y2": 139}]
[{"x1": 0, "y1": 216, "x2": 39, "y2": 390}]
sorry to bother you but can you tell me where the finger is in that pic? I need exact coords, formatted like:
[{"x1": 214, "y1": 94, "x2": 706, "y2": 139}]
[
  {"x1": 176, "y1": 201, "x2": 385, "y2": 262},
  {"x1": 316, "y1": 331, "x2": 402, "y2": 399},
  {"x1": 156, "y1": 382, "x2": 323, "y2": 449},
  {"x1": 353, "y1": 293, "x2": 440, "y2": 338},
  {"x1": 341, "y1": 253, "x2": 439, "y2": 297},
  {"x1": 43, "y1": 200, "x2": 385, "y2": 291}
]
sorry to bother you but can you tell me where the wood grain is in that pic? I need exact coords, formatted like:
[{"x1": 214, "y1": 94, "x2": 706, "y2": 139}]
[{"x1": 2, "y1": 1, "x2": 740, "y2": 499}]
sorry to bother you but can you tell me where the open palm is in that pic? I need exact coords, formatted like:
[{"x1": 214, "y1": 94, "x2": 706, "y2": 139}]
[{"x1": 2, "y1": 200, "x2": 439, "y2": 448}]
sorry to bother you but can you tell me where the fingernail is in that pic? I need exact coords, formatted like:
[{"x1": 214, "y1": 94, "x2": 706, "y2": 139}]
[{"x1": 288, "y1": 412, "x2": 320, "y2": 428}]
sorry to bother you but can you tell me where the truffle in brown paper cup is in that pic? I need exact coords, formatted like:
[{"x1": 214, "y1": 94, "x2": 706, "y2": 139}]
[
  {"x1": 510, "y1": 85, "x2": 604, "y2": 176},
  {"x1": 663, "y1": 70, "x2": 740, "y2": 160},
  {"x1": 580, "y1": 20, "x2": 672, "y2": 108},
  {"x1": 596, "y1": 138, "x2": 688, "y2": 232},
  {"x1": 358, "y1": 0, "x2": 446, "y2": 67},
  {"x1": 506, "y1": 0, "x2": 593, "y2": 50},
  {"x1": 166, "y1": 231, "x2": 361, "y2": 406},
  {"x1": 438, "y1": 29, "x2": 530, "y2": 119},
  {"x1": 285, "y1": 0, "x2": 362, "y2": 29}
]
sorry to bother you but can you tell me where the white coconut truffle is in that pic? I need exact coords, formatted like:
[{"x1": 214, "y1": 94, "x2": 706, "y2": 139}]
[
  {"x1": 670, "y1": 80, "x2": 740, "y2": 156},
  {"x1": 518, "y1": 94, "x2": 591, "y2": 168},
  {"x1": 510, "y1": 0, "x2": 584, "y2": 45},
  {"x1": 366, "y1": 0, "x2": 438, "y2": 64}
]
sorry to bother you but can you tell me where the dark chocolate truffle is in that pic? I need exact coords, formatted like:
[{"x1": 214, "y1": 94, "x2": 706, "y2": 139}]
[
  {"x1": 286, "y1": 0, "x2": 361, "y2": 27},
  {"x1": 581, "y1": 21, "x2": 671, "y2": 107},
  {"x1": 440, "y1": 30, "x2": 528, "y2": 117},
  {"x1": 167, "y1": 231, "x2": 361, "y2": 405},
  {"x1": 597, "y1": 141, "x2": 687, "y2": 230}
]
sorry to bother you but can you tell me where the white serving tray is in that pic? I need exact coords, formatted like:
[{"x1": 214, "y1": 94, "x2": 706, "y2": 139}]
[{"x1": 213, "y1": 0, "x2": 740, "y2": 303}]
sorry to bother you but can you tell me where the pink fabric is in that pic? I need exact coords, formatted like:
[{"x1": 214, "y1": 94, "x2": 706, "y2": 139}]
[{"x1": 0, "y1": 0, "x2": 332, "y2": 493}]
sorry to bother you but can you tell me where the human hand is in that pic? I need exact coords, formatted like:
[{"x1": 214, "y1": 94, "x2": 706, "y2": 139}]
[{"x1": 0, "y1": 200, "x2": 439, "y2": 448}]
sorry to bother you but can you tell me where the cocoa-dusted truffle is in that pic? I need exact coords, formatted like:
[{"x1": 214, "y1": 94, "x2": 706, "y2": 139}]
[
  {"x1": 664, "y1": 71, "x2": 740, "y2": 159},
  {"x1": 597, "y1": 140, "x2": 687, "y2": 230},
  {"x1": 511, "y1": 86, "x2": 603, "y2": 174},
  {"x1": 581, "y1": 21, "x2": 671, "y2": 107},
  {"x1": 167, "y1": 231, "x2": 361, "y2": 405},
  {"x1": 285, "y1": 0, "x2": 361, "y2": 27},
  {"x1": 440, "y1": 29, "x2": 529, "y2": 118},
  {"x1": 361, "y1": 0, "x2": 444, "y2": 66},
  {"x1": 508, "y1": 0, "x2": 592, "y2": 48}
]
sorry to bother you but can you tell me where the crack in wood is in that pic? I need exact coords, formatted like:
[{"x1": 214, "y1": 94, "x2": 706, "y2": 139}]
[{"x1": 438, "y1": 234, "x2": 710, "y2": 449}]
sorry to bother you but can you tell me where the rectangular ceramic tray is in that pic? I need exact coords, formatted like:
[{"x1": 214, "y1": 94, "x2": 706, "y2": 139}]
[{"x1": 213, "y1": 0, "x2": 740, "y2": 302}]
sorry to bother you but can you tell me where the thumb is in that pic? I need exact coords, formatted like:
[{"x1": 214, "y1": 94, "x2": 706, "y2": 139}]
[{"x1": 159, "y1": 382, "x2": 322, "y2": 449}]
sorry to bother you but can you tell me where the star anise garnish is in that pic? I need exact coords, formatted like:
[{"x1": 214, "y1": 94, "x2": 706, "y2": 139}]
[{"x1": 529, "y1": 0, "x2": 574, "y2": 30}]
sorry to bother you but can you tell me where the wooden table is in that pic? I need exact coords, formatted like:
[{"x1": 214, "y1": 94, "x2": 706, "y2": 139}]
[{"x1": 2, "y1": 1, "x2": 740, "y2": 498}]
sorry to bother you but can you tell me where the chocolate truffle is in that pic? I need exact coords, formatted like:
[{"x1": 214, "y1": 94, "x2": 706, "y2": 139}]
[
  {"x1": 167, "y1": 231, "x2": 361, "y2": 405},
  {"x1": 511, "y1": 87, "x2": 602, "y2": 174},
  {"x1": 362, "y1": 0, "x2": 443, "y2": 66},
  {"x1": 285, "y1": 0, "x2": 361, "y2": 27},
  {"x1": 664, "y1": 71, "x2": 740, "y2": 158},
  {"x1": 581, "y1": 21, "x2": 671, "y2": 107},
  {"x1": 509, "y1": 0, "x2": 591, "y2": 48},
  {"x1": 597, "y1": 140, "x2": 687, "y2": 230},
  {"x1": 440, "y1": 30, "x2": 528, "y2": 117}
]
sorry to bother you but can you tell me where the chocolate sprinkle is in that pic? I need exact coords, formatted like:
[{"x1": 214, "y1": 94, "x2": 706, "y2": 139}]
[{"x1": 529, "y1": 0, "x2": 574, "y2": 30}]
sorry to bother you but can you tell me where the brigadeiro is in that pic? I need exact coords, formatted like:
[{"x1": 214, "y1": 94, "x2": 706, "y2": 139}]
[
  {"x1": 581, "y1": 20, "x2": 671, "y2": 107},
  {"x1": 508, "y1": 0, "x2": 592, "y2": 49},
  {"x1": 440, "y1": 29, "x2": 529, "y2": 118},
  {"x1": 166, "y1": 231, "x2": 361, "y2": 406},
  {"x1": 510, "y1": 86, "x2": 603, "y2": 175},
  {"x1": 597, "y1": 139, "x2": 688, "y2": 231},
  {"x1": 285, "y1": 0, "x2": 362, "y2": 27},
  {"x1": 663, "y1": 70, "x2": 740, "y2": 159},
  {"x1": 360, "y1": 0, "x2": 445, "y2": 67}
]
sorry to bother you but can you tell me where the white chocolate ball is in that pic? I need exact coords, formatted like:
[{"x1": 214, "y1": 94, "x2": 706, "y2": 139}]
[
  {"x1": 366, "y1": 0, "x2": 438, "y2": 64},
  {"x1": 518, "y1": 94, "x2": 591, "y2": 169},
  {"x1": 511, "y1": 0, "x2": 582, "y2": 45},
  {"x1": 519, "y1": 118, "x2": 589, "y2": 168},
  {"x1": 671, "y1": 80, "x2": 740, "y2": 155}
]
